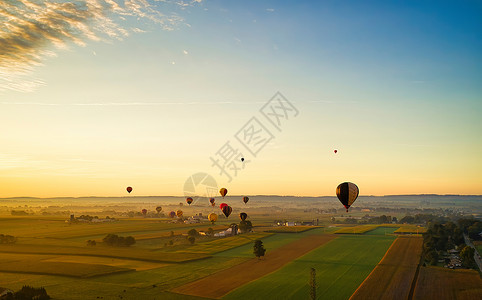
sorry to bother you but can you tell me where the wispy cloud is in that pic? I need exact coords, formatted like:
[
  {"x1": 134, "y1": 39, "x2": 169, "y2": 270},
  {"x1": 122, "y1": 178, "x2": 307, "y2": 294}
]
[
  {"x1": 0, "y1": 0, "x2": 200, "y2": 93},
  {"x1": 266, "y1": 8, "x2": 275, "y2": 12}
]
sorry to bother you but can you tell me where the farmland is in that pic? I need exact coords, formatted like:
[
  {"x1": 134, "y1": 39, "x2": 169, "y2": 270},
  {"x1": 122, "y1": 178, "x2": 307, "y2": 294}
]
[
  {"x1": 413, "y1": 266, "x2": 482, "y2": 300},
  {"x1": 350, "y1": 236, "x2": 423, "y2": 300},
  {"x1": 224, "y1": 234, "x2": 396, "y2": 300}
]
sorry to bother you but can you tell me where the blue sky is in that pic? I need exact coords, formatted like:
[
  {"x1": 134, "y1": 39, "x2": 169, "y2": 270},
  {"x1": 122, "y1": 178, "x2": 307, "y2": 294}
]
[{"x1": 0, "y1": 0, "x2": 481, "y2": 197}]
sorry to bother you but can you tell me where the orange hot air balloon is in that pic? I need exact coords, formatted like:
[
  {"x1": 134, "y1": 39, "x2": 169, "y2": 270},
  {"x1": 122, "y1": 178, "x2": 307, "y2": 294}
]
[
  {"x1": 222, "y1": 205, "x2": 232, "y2": 218},
  {"x1": 126, "y1": 186, "x2": 133, "y2": 193},
  {"x1": 209, "y1": 198, "x2": 215, "y2": 207},
  {"x1": 186, "y1": 197, "x2": 193, "y2": 205},
  {"x1": 176, "y1": 210, "x2": 183, "y2": 218},
  {"x1": 243, "y1": 196, "x2": 249, "y2": 204},
  {"x1": 219, "y1": 188, "x2": 227, "y2": 198}
]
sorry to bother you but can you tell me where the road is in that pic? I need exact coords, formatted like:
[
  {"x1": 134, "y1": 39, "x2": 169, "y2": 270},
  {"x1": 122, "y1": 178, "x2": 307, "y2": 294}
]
[{"x1": 463, "y1": 233, "x2": 482, "y2": 272}]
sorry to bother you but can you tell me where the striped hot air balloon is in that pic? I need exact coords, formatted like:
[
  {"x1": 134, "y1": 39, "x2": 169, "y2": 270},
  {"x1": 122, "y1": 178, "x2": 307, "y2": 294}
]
[{"x1": 336, "y1": 182, "x2": 359, "y2": 212}]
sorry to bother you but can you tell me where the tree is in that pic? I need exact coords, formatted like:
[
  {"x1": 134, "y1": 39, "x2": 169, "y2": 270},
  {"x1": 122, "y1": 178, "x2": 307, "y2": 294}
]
[
  {"x1": 2, "y1": 285, "x2": 50, "y2": 300},
  {"x1": 253, "y1": 240, "x2": 266, "y2": 259},
  {"x1": 187, "y1": 229, "x2": 199, "y2": 237},
  {"x1": 86, "y1": 240, "x2": 96, "y2": 247},
  {"x1": 239, "y1": 220, "x2": 253, "y2": 233},
  {"x1": 207, "y1": 227, "x2": 214, "y2": 236},
  {"x1": 188, "y1": 236, "x2": 195, "y2": 244},
  {"x1": 460, "y1": 246, "x2": 477, "y2": 269},
  {"x1": 310, "y1": 268, "x2": 316, "y2": 300}
]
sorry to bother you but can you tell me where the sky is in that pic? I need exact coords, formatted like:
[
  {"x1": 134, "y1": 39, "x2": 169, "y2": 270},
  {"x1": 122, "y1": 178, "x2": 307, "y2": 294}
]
[{"x1": 0, "y1": 0, "x2": 481, "y2": 198}]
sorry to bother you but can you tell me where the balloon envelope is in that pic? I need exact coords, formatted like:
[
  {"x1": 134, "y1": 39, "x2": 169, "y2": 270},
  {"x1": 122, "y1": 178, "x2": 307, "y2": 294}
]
[
  {"x1": 208, "y1": 213, "x2": 218, "y2": 223},
  {"x1": 186, "y1": 197, "x2": 193, "y2": 205},
  {"x1": 336, "y1": 182, "x2": 359, "y2": 212},
  {"x1": 155, "y1": 206, "x2": 162, "y2": 213},
  {"x1": 334, "y1": 150, "x2": 337, "y2": 153},
  {"x1": 219, "y1": 188, "x2": 228, "y2": 198},
  {"x1": 126, "y1": 186, "x2": 132, "y2": 193},
  {"x1": 176, "y1": 210, "x2": 183, "y2": 217},
  {"x1": 243, "y1": 196, "x2": 249, "y2": 204},
  {"x1": 219, "y1": 203, "x2": 228, "y2": 210},
  {"x1": 141, "y1": 209, "x2": 147, "y2": 215},
  {"x1": 222, "y1": 205, "x2": 232, "y2": 218},
  {"x1": 239, "y1": 212, "x2": 247, "y2": 221},
  {"x1": 169, "y1": 211, "x2": 176, "y2": 218},
  {"x1": 209, "y1": 198, "x2": 215, "y2": 207}
]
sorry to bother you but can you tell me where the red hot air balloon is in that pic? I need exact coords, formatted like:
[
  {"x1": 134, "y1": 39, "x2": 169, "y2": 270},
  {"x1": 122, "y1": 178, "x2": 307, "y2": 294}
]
[
  {"x1": 219, "y1": 203, "x2": 228, "y2": 210},
  {"x1": 222, "y1": 205, "x2": 232, "y2": 218},
  {"x1": 334, "y1": 150, "x2": 338, "y2": 154},
  {"x1": 126, "y1": 186, "x2": 133, "y2": 193},
  {"x1": 209, "y1": 198, "x2": 215, "y2": 207},
  {"x1": 186, "y1": 197, "x2": 193, "y2": 205}
]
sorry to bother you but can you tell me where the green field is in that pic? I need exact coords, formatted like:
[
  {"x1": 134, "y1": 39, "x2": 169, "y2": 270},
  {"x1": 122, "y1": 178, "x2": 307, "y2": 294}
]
[
  {"x1": 223, "y1": 234, "x2": 396, "y2": 300},
  {"x1": 364, "y1": 227, "x2": 398, "y2": 235}
]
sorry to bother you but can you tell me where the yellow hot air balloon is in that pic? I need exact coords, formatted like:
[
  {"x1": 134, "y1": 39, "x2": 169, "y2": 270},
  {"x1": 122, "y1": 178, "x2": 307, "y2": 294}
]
[
  {"x1": 208, "y1": 213, "x2": 218, "y2": 223},
  {"x1": 176, "y1": 210, "x2": 183, "y2": 218},
  {"x1": 219, "y1": 188, "x2": 227, "y2": 198}
]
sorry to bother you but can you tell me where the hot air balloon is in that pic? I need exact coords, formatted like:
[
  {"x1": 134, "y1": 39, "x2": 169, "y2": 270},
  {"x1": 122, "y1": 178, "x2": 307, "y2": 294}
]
[
  {"x1": 186, "y1": 197, "x2": 193, "y2": 205},
  {"x1": 126, "y1": 186, "x2": 133, "y2": 193},
  {"x1": 209, "y1": 198, "x2": 215, "y2": 207},
  {"x1": 336, "y1": 182, "x2": 359, "y2": 212},
  {"x1": 219, "y1": 188, "x2": 227, "y2": 198},
  {"x1": 155, "y1": 206, "x2": 162, "y2": 213},
  {"x1": 141, "y1": 209, "x2": 147, "y2": 216},
  {"x1": 334, "y1": 150, "x2": 338, "y2": 154},
  {"x1": 219, "y1": 203, "x2": 228, "y2": 210},
  {"x1": 243, "y1": 196, "x2": 249, "y2": 204},
  {"x1": 222, "y1": 205, "x2": 232, "y2": 218},
  {"x1": 241, "y1": 157, "x2": 244, "y2": 162},
  {"x1": 239, "y1": 212, "x2": 247, "y2": 221},
  {"x1": 169, "y1": 211, "x2": 176, "y2": 218},
  {"x1": 176, "y1": 210, "x2": 183, "y2": 218},
  {"x1": 208, "y1": 213, "x2": 218, "y2": 223}
]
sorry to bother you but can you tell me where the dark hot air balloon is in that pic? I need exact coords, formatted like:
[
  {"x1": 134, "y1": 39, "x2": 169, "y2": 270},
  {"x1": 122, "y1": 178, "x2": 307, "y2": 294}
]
[
  {"x1": 243, "y1": 196, "x2": 249, "y2": 204},
  {"x1": 186, "y1": 197, "x2": 193, "y2": 205},
  {"x1": 239, "y1": 212, "x2": 247, "y2": 221},
  {"x1": 141, "y1": 209, "x2": 147, "y2": 216},
  {"x1": 334, "y1": 150, "x2": 337, "y2": 153},
  {"x1": 169, "y1": 211, "x2": 176, "y2": 218},
  {"x1": 155, "y1": 206, "x2": 162, "y2": 213},
  {"x1": 126, "y1": 186, "x2": 133, "y2": 193},
  {"x1": 222, "y1": 205, "x2": 232, "y2": 218},
  {"x1": 336, "y1": 182, "x2": 359, "y2": 212},
  {"x1": 209, "y1": 198, "x2": 215, "y2": 207}
]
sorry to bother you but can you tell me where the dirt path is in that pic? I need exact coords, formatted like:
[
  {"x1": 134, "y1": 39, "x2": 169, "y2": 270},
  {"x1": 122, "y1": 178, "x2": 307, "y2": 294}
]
[{"x1": 171, "y1": 234, "x2": 336, "y2": 299}]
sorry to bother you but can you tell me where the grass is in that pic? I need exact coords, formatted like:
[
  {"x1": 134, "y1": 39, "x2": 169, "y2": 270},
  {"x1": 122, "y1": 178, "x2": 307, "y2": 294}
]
[
  {"x1": 178, "y1": 232, "x2": 272, "y2": 254},
  {"x1": 364, "y1": 227, "x2": 399, "y2": 235},
  {"x1": 223, "y1": 234, "x2": 396, "y2": 300}
]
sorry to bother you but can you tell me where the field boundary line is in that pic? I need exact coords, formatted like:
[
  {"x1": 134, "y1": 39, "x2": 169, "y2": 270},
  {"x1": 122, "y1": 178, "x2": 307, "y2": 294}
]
[{"x1": 348, "y1": 237, "x2": 398, "y2": 300}]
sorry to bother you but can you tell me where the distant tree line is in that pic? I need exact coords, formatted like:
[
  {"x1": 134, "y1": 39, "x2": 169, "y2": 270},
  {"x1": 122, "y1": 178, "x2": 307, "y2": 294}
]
[
  {"x1": 0, "y1": 234, "x2": 16, "y2": 244},
  {"x1": 421, "y1": 220, "x2": 477, "y2": 268},
  {"x1": 103, "y1": 234, "x2": 135, "y2": 247},
  {"x1": 0, "y1": 285, "x2": 50, "y2": 300},
  {"x1": 458, "y1": 218, "x2": 482, "y2": 241}
]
